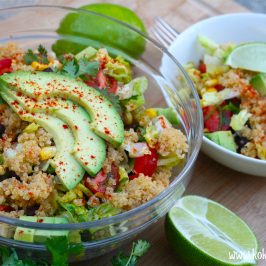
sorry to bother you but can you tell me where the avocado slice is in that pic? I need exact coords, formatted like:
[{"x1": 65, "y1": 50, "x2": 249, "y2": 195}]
[
  {"x1": 14, "y1": 216, "x2": 69, "y2": 243},
  {"x1": 205, "y1": 131, "x2": 237, "y2": 152},
  {"x1": 0, "y1": 92, "x2": 84, "y2": 190},
  {"x1": 1, "y1": 88, "x2": 106, "y2": 176},
  {"x1": 0, "y1": 71, "x2": 124, "y2": 146},
  {"x1": 250, "y1": 73, "x2": 266, "y2": 96}
]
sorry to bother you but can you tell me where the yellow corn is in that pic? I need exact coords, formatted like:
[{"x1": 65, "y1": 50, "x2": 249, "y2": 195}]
[
  {"x1": 40, "y1": 146, "x2": 56, "y2": 161},
  {"x1": 73, "y1": 188, "x2": 83, "y2": 198},
  {"x1": 0, "y1": 166, "x2": 5, "y2": 175},
  {"x1": 205, "y1": 79, "x2": 218, "y2": 87},
  {"x1": 257, "y1": 144, "x2": 266, "y2": 160},
  {"x1": 31, "y1": 61, "x2": 51, "y2": 71},
  {"x1": 145, "y1": 108, "x2": 157, "y2": 119},
  {"x1": 206, "y1": 87, "x2": 218, "y2": 93}
]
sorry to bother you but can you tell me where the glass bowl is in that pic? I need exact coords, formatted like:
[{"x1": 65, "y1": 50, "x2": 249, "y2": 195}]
[{"x1": 0, "y1": 5, "x2": 203, "y2": 262}]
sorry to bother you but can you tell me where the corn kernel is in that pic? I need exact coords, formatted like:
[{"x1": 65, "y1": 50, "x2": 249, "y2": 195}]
[
  {"x1": 73, "y1": 188, "x2": 83, "y2": 198},
  {"x1": 40, "y1": 146, "x2": 56, "y2": 161},
  {"x1": 0, "y1": 166, "x2": 5, "y2": 175},
  {"x1": 205, "y1": 79, "x2": 218, "y2": 87},
  {"x1": 31, "y1": 61, "x2": 51, "y2": 71},
  {"x1": 145, "y1": 108, "x2": 157, "y2": 119},
  {"x1": 206, "y1": 87, "x2": 217, "y2": 93}
]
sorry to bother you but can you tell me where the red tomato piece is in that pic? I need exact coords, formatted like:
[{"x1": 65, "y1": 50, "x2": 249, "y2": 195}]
[
  {"x1": 96, "y1": 70, "x2": 107, "y2": 89},
  {"x1": 0, "y1": 205, "x2": 14, "y2": 212},
  {"x1": 198, "y1": 60, "x2": 206, "y2": 73},
  {"x1": 84, "y1": 170, "x2": 107, "y2": 194},
  {"x1": 214, "y1": 84, "x2": 225, "y2": 91},
  {"x1": 0, "y1": 58, "x2": 12, "y2": 69},
  {"x1": 129, "y1": 173, "x2": 139, "y2": 180},
  {"x1": 108, "y1": 77, "x2": 118, "y2": 94},
  {"x1": 133, "y1": 148, "x2": 158, "y2": 177},
  {"x1": 85, "y1": 78, "x2": 98, "y2": 88},
  {"x1": 203, "y1": 106, "x2": 220, "y2": 132}
]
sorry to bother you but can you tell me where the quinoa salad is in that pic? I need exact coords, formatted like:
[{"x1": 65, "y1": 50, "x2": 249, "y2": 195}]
[
  {"x1": 0, "y1": 43, "x2": 188, "y2": 241},
  {"x1": 186, "y1": 37, "x2": 266, "y2": 160}
]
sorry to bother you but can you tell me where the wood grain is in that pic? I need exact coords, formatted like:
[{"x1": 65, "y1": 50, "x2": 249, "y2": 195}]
[{"x1": 2, "y1": 0, "x2": 264, "y2": 265}]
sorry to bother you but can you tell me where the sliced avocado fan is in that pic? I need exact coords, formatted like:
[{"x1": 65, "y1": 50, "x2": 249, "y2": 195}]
[
  {"x1": 0, "y1": 88, "x2": 106, "y2": 176},
  {"x1": 0, "y1": 71, "x2": 124, "y2": 146},
  {"x1": 0, "y1": 92, "x2": 84, "y2": 190}
]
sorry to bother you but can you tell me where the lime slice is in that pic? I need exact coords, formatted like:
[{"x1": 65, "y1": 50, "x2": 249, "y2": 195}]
[
  {"x1": 165, "y1": 195, "x2": 258, "y2": 266},
  {"x1": 52, "y1": 3, "x2": 146, "y2": 59},
  {"x1": 225, "y1": 42, "x2": 266, "y2": 72}
]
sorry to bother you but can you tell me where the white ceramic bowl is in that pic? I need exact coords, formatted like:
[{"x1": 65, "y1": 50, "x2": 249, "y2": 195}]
[{"x1": 167, "y1": 13, "x2": 266, "y2": 176}]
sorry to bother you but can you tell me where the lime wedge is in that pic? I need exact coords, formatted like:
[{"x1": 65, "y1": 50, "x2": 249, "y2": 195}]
[
  {"x1": 165, "y1": 196, "x2": 258, "y2": 266},
  {"x1": 225, "y1": 42, "x2": 266, "y2": 73},
  {"x1": 52, "y1": 3, "x2": 146, "y2": 59}
]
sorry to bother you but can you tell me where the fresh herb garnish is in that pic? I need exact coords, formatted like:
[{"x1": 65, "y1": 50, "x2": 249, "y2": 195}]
[
  {"x1": 222, "y1": 101, "x2": 240, "y2": 114},
  {"x1": 46, "y1": 236, "x2": 84, "y2": 266},
  {"x1": 97, "y1": 88, "x2": 122, "y2": 115},
  {"x1": 24, "y1": 45, "x2": 49, "y2": 65},
  {"x1": 61, "y1": 58, "x2": 99, "y2": 78},
  {"x1": 112, "y1": 240, "x2": 151, "y2": 266}
]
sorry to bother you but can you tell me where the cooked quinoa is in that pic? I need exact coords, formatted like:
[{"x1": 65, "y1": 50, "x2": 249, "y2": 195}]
[{"x1": 0, "y1": 42, "x2": 188, "y2": 230}]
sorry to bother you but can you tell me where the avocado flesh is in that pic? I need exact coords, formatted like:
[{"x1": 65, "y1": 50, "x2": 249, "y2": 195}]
[
  {"x1": 1, "y1": 88, "x2": 106, "y2": 176},
  {"x1": 0, "y1": 92, "x2": 84, "y2": 190},
  {"x1": 250, "y1": 73, "x2": 266, "y2": 96},
  {"x1": 14, "y1": 216, "x2": 69, "y2": 243},
  {"x1": 205, "y1": 131, "x2": 237, "y2": 152},
  {"x1": 0, "y1": 71, "x2": 124, "y2": 146}
]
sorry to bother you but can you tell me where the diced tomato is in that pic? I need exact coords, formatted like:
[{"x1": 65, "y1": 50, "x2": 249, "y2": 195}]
[
  {"x1": 221, "y1": 110, "x2": 233, "y2": 130},
  {"x1": 96, "y1": 70, "x2": 107, "y2": 89},
  {"x1": 108, "y1": 77, "x2": 118, "y2": 94},
  {"x1": 0, "y1": 205, "x2": 14, "y2": 212},
  {"x1": 84, "y1": 170, "x2": 107, "y2": 193},
  {"x1": 85, "y1": 78, "x2": 98, "y2": 88},
  {"x1": 129, "y1": 173, "x2": 139, "y2": 180},
  {"x1": 214, "y1": 84, "x2": 225, "y2": 91},
  {"x1": 203, "y1": 106, "x2": 220, "y2": 132},
  {"x1": 0, "y1": 58, "x2": 12, "y2": 75},
  {"x1": 133, "y1": 147, "x2": 158, "y2": 177},
  {"x1": 198, "y1": 60, "x2": 206, "y2": 73}
]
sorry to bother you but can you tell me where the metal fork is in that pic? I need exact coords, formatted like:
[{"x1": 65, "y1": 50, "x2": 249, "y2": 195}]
[{"x1": 150, "y1": 17, "x2": 179, "y2": 49}]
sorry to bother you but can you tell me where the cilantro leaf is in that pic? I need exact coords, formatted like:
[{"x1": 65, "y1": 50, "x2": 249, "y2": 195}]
[
  {"x1": 61, "y1": 60, "x2": 79, "y2": 78},
  {"x1": 45, "y1": 236, "x2": 84, "y2": 266},
  {"x1": 24, "y1": 49, "x2": 38, "y2": 65},
  {"x1": 97, "y1": 88, "x2": 122, "y2": 115},
  {"x1": 112, "y1": 240, "x2": 150, "y2": 266},
  {"x1": 132, "y1": 240, "x2": 151, "y2": 257},
  {"x1": 78, "y1": 59, "x2": 99, "y2": 76},
  {"x1": 38, "y1": 45, "x2": 49, "y2": 64}
]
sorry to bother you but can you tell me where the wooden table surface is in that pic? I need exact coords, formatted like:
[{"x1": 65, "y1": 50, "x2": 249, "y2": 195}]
[{"x1": 2, "y1": 0, "x2": 266, "y2": 265}]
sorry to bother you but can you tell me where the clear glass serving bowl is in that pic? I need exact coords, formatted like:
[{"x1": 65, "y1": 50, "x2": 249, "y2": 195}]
[{"x1": 0, "y1": 5, "x2": 203, "y2": 261}]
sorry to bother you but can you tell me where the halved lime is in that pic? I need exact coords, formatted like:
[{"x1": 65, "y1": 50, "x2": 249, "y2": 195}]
[
  {"x1": 225, "y1": 42, "x2": 266, "y2": 73},
  {"x1": 165, "y1": 195, "x2": 258, "y2": 266},
  {"x1": 52, "y1": 3, "x2": 146, "y2": 59}
]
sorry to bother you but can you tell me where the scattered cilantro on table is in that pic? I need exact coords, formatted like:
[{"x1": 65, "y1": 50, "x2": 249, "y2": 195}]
[
  {"x1": 0, "y1": 238, "x2": 150, "y2": 266},
  {"x1": 112, "y1": 240, "x2": 151, "y2": 266}
]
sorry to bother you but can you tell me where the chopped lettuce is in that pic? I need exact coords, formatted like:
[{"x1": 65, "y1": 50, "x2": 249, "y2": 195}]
[
  {"x1": 59, "y1": 190, "x2": 77, "y2": 203},
  {"x1": 144, "y1": 124, "x2": 159, "y2": 148},
  {"x1": 198, "y1": 35, "x2": 218, "y2": 55},
  {"x1": 104, "y1": 56, "x2": 132, "y2": 83},
  {"x1": 23, "y1": 122, "x2": 40, "y2": 133},
  {"x1": 117, "y1": 166, "x2": 129, "y2": 190},
  {"x1": 157, "y1": 154, "x2": 182, "y2": 167},
  {"x1": 203, "y1": 54, "x2": 229, "y2": 75},
  {"x1": 153, "y1": 115, "x2": 172, "y2": 132},
  {"x1": 75, "y1": 46, "x2": 97, "y2": 60},
  {"x1": 117, "y1": 76, "x2": 148, "y2": 100},
  {"x1": 87, "y1": 203, "x2": 121, "y2": 221},
  {"x1": 202, "y1": 88, "x2": 240, "y2": 107},
  {"x1": 60, "y1": 203, "x2": 89, "y2": 223},
  {"x1": 121, "y1": 95, "x2": 145, "y2": 111},
  {"x1": 155, "y1": 107, "x2": 179, "y2": 125},
  {"x1": 230, "y1": 109, "x2": 251, "y2": 131}
]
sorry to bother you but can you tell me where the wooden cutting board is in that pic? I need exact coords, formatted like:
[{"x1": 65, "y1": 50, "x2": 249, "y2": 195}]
[{"x1": 4, "y1": 1, "x2": 265, "y2": 266}]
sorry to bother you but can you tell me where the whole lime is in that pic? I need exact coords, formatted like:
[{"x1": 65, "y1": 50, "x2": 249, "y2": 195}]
[{"x1": 52, "y1": 3, "x2": 146, "y2": 59}]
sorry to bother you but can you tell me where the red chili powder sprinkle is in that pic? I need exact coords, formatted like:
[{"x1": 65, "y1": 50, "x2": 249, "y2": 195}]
[{"x1": 62, "y1": 124, "x2": 68, "y2": 129}]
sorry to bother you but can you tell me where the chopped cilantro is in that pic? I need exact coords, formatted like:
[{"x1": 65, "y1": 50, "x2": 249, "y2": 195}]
[
  {"x1": 112, "y1": 240, "x2": 151, "y2": 266},
  {"x1": 23, "y1": 44, "x2": 49, "y2": 65},
  {"x1": 61, "y1": 59, "x2": 79, "y2": 78}
]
